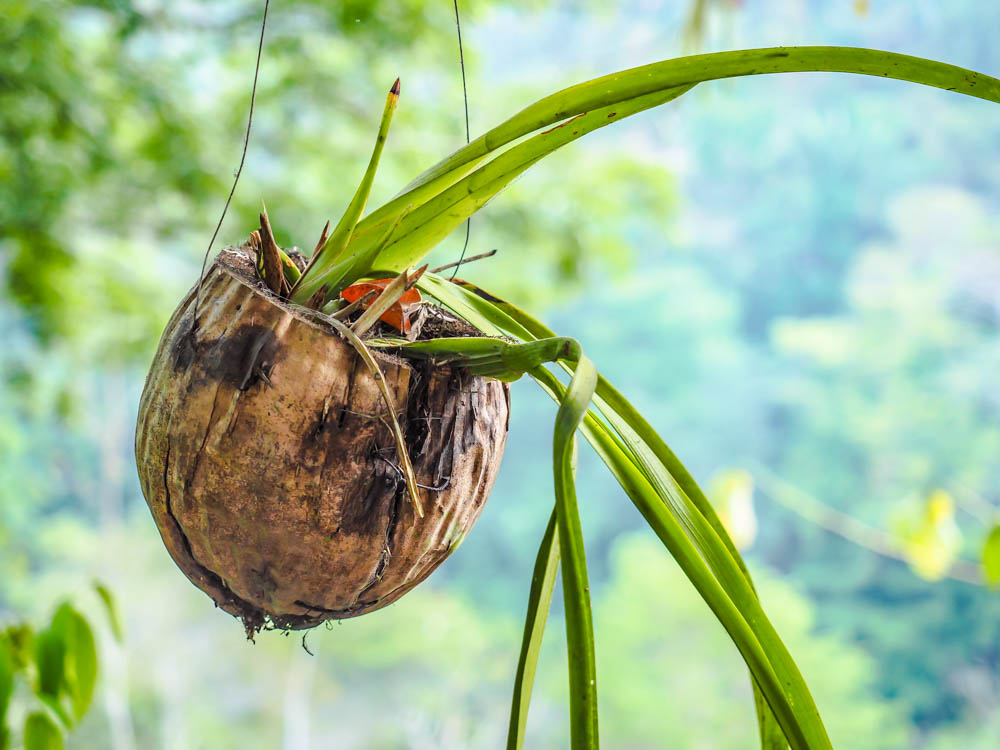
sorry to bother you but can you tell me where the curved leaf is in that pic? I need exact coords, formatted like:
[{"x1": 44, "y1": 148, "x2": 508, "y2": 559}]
[
  {"x1": 402, "y1": 46, "x2": 999, "y2": 195},
  {"x1": 369, "y1": 87, "x2": 692, "y2": 271},
  {"x1": 411, "y1": 277, "x2": 824, "y2": 748},
  {"x1": 549, "y1": 355, "x2": 600, "y2": 749},
  {"x1": 350, "y1": 47, "x2": 999, "y2": 271}
]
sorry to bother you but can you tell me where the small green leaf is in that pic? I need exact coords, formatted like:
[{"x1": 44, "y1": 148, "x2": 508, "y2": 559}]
[
  {"x1": 51, "y1": 604, "x2": 98, "y2": 721},
  {"x1": 94, "y1": 583, "x2": 124, "y2": 643},
  {"x1": 982, "y1": 525, "x2": 1000, "y2": 586},
  {"x1": 2, "y1": 625, "x2": 33, "y2": 671},
  {"x1": 23, "y1": 712, "x2": 64, "y2": 750},
  {"x1": 33, "y1": 627, "x2": 65, "y2": 701}
]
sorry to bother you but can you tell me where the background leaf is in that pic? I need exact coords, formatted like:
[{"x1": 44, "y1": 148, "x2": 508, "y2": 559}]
[
  {"x1": 982, "y1": 526, "x2": 1000, "y2": 586},
  {"x1": 23, "y1": 712, "x2": 63, "y2": 750},
  {"x1": 94, "y1": 583, "x2": 125, "y2": 643},
  {"x1": 50, "y1": 604, "x2": 98, "y2": 721},
  {"x1": 0, "y1": 642, "x2": 13, "y2": 730},
  {"x1": 32, "y1": 627, "x2": 65, "y2": 706}
]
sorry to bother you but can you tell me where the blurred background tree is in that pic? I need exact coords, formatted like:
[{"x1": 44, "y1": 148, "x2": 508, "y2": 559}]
[{"x1": 2, "y1": 0, "x2": 1000, "y2": 747}]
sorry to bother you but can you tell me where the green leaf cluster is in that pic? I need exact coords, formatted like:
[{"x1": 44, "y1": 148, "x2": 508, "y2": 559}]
[{"x1": 0, "y1": 600, "x2": 102, "y2": 750}]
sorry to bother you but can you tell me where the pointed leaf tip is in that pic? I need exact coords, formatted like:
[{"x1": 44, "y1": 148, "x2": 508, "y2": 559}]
[{"x1": 391, "y1": 78, "x2": 400, "y2": 96}]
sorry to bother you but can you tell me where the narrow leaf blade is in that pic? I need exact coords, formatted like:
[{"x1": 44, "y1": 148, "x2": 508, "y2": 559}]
[
  {"x1": 506, "y1": 511, "x2": 560, "y2": 750},
  {"x1": 548, "y1": 355, "x2": 599, "y2": 749}
]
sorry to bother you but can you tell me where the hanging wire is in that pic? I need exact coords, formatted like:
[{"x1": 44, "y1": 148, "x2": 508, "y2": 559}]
[
  {"x1": 449, "y1": 0, "x2": 472, "y2": 281},
  {"x1": 193, "y1": 0, "x2": 270, "y2": 326}
]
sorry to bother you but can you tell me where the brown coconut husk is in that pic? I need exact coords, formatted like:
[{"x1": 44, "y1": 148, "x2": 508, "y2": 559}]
[{"x1": 135, "y1": 246, "x2": 509, "y2": 635}]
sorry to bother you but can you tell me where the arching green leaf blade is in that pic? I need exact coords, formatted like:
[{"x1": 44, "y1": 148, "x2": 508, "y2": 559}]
[
  {"x1": 409, "y1": 277, "x2": 824, "y2": 748},
  {"x1": 349, "y1": 47, "x2": 999, "y2": 273}
]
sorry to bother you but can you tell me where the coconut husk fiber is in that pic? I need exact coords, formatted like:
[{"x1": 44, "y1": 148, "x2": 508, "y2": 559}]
[{"x1": 135, "y1": 247, "x2": 509, "y2": 634}]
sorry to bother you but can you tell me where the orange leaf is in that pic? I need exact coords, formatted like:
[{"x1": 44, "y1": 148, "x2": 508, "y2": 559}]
[{"x1": 340, "y1": 280, "x2": 421, "y2": 332}]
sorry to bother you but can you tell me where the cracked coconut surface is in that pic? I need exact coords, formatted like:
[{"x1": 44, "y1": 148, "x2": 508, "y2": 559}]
[{"x1": 136, "y1": 248, "x2": 509, "y2": 634}]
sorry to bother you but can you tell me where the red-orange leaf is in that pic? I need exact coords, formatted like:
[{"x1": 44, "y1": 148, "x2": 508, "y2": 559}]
[{"x1": 340, "y1": 279, "x2": 421, "y2": 332}]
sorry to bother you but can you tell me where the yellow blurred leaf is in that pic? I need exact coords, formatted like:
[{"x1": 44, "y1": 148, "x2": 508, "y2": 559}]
[
  {"x1": 709, "y1": 469, "x2": 758, "y2": 550},
  {"x1": 891, "y1": 490, "x2": 961, "y2": 581}
]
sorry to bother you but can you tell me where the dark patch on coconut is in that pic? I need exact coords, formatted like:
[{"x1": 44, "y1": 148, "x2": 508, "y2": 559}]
[{"x1": 170, "y1": 322, "x2": 281, "y2": 392}]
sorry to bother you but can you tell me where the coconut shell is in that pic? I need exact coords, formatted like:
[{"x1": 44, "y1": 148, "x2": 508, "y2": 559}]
[{"x1": 135, "y1": 247, "x2": 509, "y2": 633}]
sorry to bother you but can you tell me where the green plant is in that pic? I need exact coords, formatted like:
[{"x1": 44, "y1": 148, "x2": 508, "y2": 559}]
[
  {"x1": 0, "y1": 592, "x2": 115, "y2": 750},
  {"x1": 173, "y1": 45, "x2": 1000, "y2": 749}
]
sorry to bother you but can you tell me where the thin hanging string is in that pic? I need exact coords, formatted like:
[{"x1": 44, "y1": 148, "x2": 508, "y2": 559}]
[
  {"x1": 192, "y1": 0, "x2": 270, "y2": 326},
  {"x1": 449, "y1": 0, "x2": 471, "y2": 281}
]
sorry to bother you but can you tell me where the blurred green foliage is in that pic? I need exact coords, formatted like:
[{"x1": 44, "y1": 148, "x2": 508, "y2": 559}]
[
  {"x1": 1, "y1": 598, "x2": 105, "y2": 750},
  {"x1": 3, "y1": 0, "x2": 1000, "y2": 747}
]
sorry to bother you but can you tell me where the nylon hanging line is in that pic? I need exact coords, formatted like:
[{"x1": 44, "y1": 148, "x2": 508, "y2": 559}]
[
  {"x1": 193, "y1": 0, "x2": 270, "y2": 326},
  {"x1": 450, "y1": 0, "x2": 472, "y2": 281}
]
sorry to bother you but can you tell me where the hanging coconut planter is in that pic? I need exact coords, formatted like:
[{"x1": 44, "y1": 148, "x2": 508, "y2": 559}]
[
  {"x1": 136, "y1": 243, "x2": 509, "y2": 633},
  {"x1": 129, "y1": 31, "x2": 1000, "y2": 747}
]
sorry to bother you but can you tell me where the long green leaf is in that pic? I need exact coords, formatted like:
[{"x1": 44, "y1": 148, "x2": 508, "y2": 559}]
[
  {"x1": 292, "y1": 80, "x2": 400, "y2": 303},
  {"x1": 381, "y1": 308, "x2": 803, "y2": 746},
  {"x1": 344, "y1": 47, "x2": 999, "y2": 274},
  {"x1": 408, "y1": 278, "x2": 817, "y2": 747},
  {"x1": 548, "y1": 355, "x2": 600, "y2": 749},
  {"x1": 506, "y1": 511, "x2": 560, "y2": 750},
  {"x1": 530, "y1": 367, "x2": 813, "y2": 749},
  {"x1": 401, "y1": 46, "x2": 999, "y2": 195},
  {"x1": 496, "y1": 294, "x2": 822, "y2": 748},
  {"x1": 369, "y1": 86, "x2": 693, "y2": 271},
  {"x1": 500, "y1": 307, "x2": 800, "y2": 748}
]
